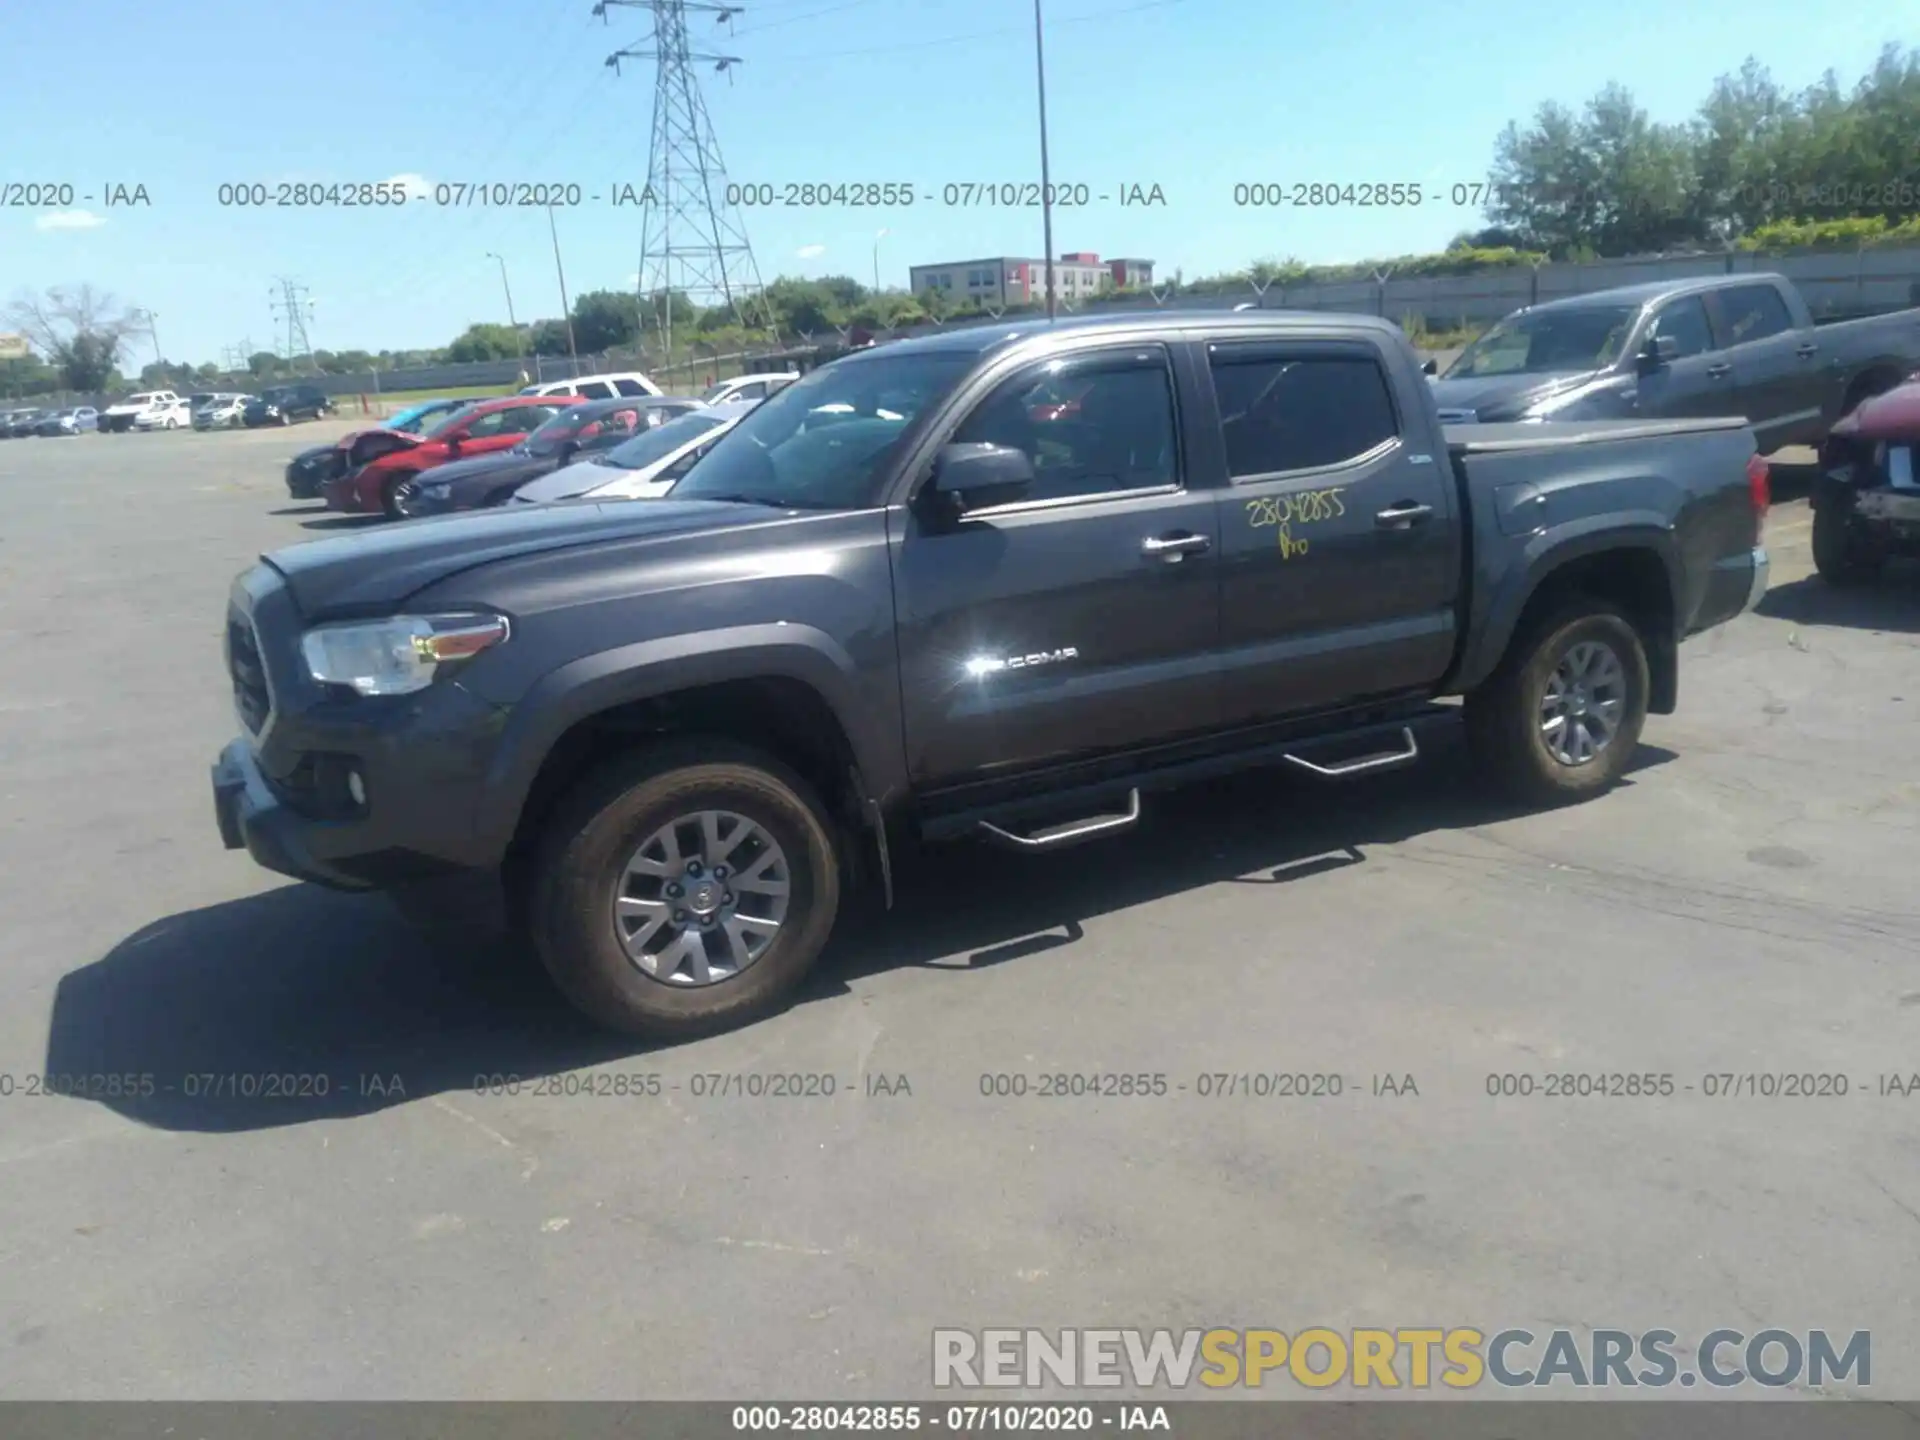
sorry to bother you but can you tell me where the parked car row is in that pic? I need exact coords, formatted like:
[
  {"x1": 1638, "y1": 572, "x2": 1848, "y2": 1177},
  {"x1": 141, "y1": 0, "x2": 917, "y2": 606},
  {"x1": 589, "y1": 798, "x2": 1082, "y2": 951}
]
[
  {"x1": 282, "y1": 374, "x2": 797, "y2": 520},
  {"x1": 1, "y1": 406, "x2": 98, "y2": 436}
]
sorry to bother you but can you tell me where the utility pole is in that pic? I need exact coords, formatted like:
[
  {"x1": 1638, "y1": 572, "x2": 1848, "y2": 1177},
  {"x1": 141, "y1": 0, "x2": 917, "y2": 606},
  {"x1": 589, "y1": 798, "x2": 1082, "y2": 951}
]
[
  {"x1": 1033, "y1": 0, "x2": 1056, "y2": 321},
  {"x1": 601, "y1": 0, "x2": 776, "y2": 350},
  {"x1": 132, "y1": 309, "x2": 163, "y2": 367},
  {"x1": 486, "y1": 251, "x2": 526, "y2": 369},
  {"x1": 547, "y1": 203, "x2": 579, "y2": 365}
]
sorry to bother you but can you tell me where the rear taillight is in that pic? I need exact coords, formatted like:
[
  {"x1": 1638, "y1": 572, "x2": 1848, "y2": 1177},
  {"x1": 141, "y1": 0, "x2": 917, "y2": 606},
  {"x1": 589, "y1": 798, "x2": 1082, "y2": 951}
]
[{"x1": 1747, "y1": 452, "x2": 1771, "y2": 537}]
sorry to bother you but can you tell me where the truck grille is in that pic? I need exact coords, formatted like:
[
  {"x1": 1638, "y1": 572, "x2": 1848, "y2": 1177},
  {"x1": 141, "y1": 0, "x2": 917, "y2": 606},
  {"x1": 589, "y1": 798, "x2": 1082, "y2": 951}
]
[{"x1": 227, "y1": 613, "x2": 272, "y2": 735}]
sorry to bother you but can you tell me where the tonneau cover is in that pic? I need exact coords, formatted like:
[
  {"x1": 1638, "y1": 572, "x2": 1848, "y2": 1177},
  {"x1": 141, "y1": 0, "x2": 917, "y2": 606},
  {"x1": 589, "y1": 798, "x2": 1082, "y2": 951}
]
[{"x1": 1446, "y1": 415, "x2": 1751, "y2": 455}]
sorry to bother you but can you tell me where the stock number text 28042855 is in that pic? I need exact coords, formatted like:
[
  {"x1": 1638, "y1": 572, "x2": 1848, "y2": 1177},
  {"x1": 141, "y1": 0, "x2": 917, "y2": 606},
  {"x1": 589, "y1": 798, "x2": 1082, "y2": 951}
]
[{"x1": 1245, "y1": 488, "x2": 1348, "y2": 559}]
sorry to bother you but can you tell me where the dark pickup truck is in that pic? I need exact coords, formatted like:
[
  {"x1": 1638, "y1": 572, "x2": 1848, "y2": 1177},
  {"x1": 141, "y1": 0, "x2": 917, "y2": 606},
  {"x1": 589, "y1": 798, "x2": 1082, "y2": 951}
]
[
  {"x1": 1431, "y1": 271, "x2": 1920, "y2": 454},
  {"x1": 212, "y1": 312, "x2": 1770, "y2": 1037}
]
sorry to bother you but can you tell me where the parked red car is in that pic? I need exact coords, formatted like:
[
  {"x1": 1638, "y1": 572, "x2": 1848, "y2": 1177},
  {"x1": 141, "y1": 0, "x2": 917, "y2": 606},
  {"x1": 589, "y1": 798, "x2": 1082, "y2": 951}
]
[
  {"x1": 323, "y1": 396, "x2": 570, "y2": 516},
  {"x1": 1812, "y1": 372, "x2": 1920, "y2": 583}
]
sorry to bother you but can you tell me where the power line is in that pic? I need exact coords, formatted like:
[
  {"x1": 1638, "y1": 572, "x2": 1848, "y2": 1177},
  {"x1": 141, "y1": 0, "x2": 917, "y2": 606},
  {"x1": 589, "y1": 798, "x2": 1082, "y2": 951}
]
[{"x1": 756, "y1": 0, "x2": 1190, "y2": 62}]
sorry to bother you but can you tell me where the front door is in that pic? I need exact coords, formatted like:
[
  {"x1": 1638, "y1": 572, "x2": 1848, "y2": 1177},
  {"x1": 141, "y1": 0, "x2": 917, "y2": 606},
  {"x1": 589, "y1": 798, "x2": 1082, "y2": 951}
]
[
  {"x1": 1205, "y1": 340, "x2": 1460, "y2": 727},
  {"x1": 892, "y1": 343, "x2": 1222, "y2": 787},
  {"x1": 1637, "y1": 293, "x2": 1738, "y2": 421}
]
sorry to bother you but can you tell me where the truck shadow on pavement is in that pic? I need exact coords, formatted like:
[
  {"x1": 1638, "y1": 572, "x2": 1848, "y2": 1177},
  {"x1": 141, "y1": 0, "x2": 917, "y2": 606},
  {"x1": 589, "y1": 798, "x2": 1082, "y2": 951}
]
[
  {"x1": 1756, "y1": 567, "x2": 1920, "y2": 634},
  {"x1": 47, "y1": 732, "x2": 1675, "y2": 1134}
]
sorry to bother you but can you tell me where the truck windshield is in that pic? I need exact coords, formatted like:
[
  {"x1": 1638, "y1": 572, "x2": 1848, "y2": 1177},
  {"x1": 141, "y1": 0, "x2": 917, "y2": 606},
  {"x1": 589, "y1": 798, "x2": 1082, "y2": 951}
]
[
  {"x1": 672, "y1": 351, "x2": 976, "y2": 509},
  {"x1": 1445, "y1": 305, "x2": 1638, "y2": 378}
]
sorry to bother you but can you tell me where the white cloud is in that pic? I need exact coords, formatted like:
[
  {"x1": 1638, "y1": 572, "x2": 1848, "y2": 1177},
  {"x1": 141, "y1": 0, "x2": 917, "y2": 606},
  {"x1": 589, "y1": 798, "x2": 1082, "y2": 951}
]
[
  {"x1": 796, "y1": 243, "x2": 826, "y2": 259},
  {"x1": 384, "y1": 173, "x2": 434, "y2": 201},
  {"x1": 35, "y1": 209, "x2": 105, "y2": 231}
]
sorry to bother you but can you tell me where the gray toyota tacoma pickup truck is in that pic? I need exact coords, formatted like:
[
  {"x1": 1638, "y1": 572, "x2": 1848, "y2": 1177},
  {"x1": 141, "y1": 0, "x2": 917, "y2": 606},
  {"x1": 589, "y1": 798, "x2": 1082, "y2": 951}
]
[
  {"x1": 1430, "y1": 271, "x2": 1920, "y2": 453},
  {"x1": 212, "y1": 311, "x2": 1771, "y2": 1036}
]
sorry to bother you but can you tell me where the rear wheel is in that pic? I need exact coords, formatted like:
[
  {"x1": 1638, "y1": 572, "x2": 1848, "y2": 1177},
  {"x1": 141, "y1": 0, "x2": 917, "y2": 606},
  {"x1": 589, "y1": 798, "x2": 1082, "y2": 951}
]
[
  {"x1": 1465, "y1": 601, "x2": 1650, "y2": 807},
  {"x1": 1811, "y1": 486, "x2": 1883, "y2": 585},
  {"x1": 528, "y1": 740, "x2": 842, "y2": 1038}
]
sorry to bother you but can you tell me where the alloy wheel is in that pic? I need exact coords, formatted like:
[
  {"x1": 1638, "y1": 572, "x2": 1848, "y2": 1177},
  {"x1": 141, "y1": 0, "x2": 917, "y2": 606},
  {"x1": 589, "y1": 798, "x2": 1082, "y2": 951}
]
[
  {"x1": 1539, "y1": 639, "x2": 1626, "y2": 766},
  {"x1": 612, "y1": 810, "x2": 791, "y2": 985}
]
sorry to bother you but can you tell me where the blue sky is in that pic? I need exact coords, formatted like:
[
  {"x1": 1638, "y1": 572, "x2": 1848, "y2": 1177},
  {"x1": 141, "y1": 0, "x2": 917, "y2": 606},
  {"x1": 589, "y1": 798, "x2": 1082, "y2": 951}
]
[{"x1": 4, "y1": 0, "x2": 1915, "y2": 367}]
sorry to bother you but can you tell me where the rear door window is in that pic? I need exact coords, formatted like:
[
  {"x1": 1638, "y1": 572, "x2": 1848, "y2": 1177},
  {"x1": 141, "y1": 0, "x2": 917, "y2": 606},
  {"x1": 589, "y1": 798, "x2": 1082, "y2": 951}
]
[
  {"x1": 1208, "y1": 352, "x2": 1400, "y2": 477},
  {"x1": 1715, "y1": 285, "x2": 1794, "y2": 346}
]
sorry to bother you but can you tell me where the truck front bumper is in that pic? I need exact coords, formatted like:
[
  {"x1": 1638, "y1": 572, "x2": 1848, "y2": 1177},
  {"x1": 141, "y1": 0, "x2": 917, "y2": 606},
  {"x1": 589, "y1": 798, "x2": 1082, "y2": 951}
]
[{"x1": 212, "y1": 739, "x2": 375, "y2": 891}]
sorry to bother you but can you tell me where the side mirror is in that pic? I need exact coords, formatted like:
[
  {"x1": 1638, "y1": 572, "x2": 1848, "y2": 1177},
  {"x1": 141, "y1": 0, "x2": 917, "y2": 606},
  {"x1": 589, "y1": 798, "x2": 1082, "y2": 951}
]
[
  {"x1": 445, "y1": 434, "x2": 462, "y2": 452},
  {"x1": 929, "y1": 442, "x2": 1034, "y2": 515},
  {"x1": 1637, "y1": 335, "x2": 1679, "y2": 373},
  {"x1": 1421, "y1": 358, "x2": 1438, "y2": 376}
]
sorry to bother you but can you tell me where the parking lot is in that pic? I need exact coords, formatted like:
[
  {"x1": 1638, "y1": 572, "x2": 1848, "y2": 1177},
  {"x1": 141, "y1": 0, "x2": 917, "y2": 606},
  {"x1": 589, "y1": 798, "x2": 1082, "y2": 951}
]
[{"x1": 2, "y1": 424, "x2": 1918, "y2": 1400}]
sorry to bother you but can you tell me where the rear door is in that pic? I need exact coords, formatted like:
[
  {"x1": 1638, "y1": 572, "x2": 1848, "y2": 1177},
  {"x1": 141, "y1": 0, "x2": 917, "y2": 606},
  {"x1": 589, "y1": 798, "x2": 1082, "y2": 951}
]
[
  {"x1": 1636, "y1": 294, "x2": 1738, "y2": 421},
  {"x1": 891, "y1": 341, "x2": 1223, "y2": 786},
  {"x1": 1205, "y1": 339, "x2": 1459, "y2": 726},
  {"x1": 1707, "y1": 283, "x2": 1823, "y2": 450}
]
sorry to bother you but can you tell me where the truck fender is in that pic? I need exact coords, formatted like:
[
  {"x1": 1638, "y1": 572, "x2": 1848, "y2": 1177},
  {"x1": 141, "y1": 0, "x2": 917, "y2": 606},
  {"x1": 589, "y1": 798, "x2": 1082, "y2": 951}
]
[
  {"x1": 473, "y1": 622, "x2": 900, "y2": 861},
  {"x1": 1451, "y1": 515, "x2": 1681, "y2": 697}
]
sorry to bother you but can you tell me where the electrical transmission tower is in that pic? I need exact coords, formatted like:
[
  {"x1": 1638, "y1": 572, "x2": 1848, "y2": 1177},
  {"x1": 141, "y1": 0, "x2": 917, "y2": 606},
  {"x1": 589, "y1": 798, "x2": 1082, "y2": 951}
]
[
  {"x1": 269, "y1": 279, "x2": 315, "y2": 370},
  {"x1": 599, "y1": 0, "x2": 776, "y2": 355}
]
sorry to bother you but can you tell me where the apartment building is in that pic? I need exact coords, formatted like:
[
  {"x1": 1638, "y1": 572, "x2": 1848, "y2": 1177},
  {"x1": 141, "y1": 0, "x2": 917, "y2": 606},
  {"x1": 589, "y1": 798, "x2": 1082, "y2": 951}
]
[{"x1": 909, "y1": 253, "x2": 1156, "y2": 307}]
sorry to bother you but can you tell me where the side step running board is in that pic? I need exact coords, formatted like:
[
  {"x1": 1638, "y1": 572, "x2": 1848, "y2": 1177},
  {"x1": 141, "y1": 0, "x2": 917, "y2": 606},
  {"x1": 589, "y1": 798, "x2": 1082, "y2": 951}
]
[
  {"x1": 1281, "y1": 726, "x2": 1420, "y2": 779},
  {"x1": 976, "y1": 788, "x2": 1142, "y2": 852}
]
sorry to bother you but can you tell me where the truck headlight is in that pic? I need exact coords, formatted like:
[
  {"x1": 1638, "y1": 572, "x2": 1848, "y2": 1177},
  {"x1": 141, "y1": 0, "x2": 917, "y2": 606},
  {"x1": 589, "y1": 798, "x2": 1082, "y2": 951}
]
[{"x1": 299, "y1": 613, "x2": 510, "y2": 696}]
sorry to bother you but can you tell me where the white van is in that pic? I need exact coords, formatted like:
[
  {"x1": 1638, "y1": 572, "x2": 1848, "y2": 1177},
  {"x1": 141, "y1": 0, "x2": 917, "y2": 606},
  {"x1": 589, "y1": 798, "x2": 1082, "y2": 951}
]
[{"x1": 518, "y1": 371, "x2": 662, "y2": 401}]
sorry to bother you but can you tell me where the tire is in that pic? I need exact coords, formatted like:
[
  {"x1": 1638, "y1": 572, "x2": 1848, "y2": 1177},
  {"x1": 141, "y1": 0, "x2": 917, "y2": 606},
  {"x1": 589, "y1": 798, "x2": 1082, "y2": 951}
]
[
  {"x1": 528, "y1": 739, "x2": 842, "y2": 1038},
  {"x1": 1464, "y1": 601, "x2": 1650, "y2": 807},
  {"x1": 1811, "y1": 487, "x2": 1882, "y2": 585},
  {"x1": 379, "y1": 471, "x2": 415, "y2": 519}
]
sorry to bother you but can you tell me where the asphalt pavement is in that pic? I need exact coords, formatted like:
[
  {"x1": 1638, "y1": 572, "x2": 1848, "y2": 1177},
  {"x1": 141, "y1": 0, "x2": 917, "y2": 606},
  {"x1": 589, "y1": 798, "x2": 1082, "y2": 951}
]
[{"x1": 0, "y1": 426, "x2": 1917, "y2": 1400}]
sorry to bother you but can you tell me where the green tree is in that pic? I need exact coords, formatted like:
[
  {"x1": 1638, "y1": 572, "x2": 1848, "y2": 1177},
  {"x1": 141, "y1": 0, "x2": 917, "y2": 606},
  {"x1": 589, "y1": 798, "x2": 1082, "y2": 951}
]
[
  {"x1": 445, "y1": 323, "x2": 523, "y2": 363},
  {"x1": 247, "y1": 351, "x2": 283, "y2": 377},
  {"x1": 527, "y1": 319, "x2": 573, "y2": 357},
  {"x1": 760, "y1": 277, "x2": 847, "y2": 335},
  {"x1": 570, "y1": 290, "x2": 642, "y2": 354}
]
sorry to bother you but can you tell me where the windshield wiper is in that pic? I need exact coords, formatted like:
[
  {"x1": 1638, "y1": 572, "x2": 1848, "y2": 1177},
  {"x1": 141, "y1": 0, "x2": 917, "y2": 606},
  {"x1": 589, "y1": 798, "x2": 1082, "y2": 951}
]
[{"x1": 688, "y1": 492, "x2": 793, "y2": 509}]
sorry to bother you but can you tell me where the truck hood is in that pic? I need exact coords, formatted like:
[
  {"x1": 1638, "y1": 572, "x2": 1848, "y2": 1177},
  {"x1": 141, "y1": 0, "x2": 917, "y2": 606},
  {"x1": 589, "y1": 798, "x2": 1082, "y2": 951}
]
[
  {"x1": 262, "y1": 497, "x2": 767, "y2": 616},
  {"x1": 1427, "y1": 369, "x2": 1602, "y2": 421}
]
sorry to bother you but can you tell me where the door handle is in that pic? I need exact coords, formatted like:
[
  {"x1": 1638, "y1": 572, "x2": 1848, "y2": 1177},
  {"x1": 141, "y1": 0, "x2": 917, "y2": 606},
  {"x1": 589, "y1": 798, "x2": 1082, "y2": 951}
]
[
  {"x1": 1706, "y1": 363, "x2": 1732, "y2": 379},
  {"x1": 1796, "y1": 343, "x2": 1819, "y2": 359},
  {"x1": 1375, "y1": 502, "x2": 1433, "y2": 530},
  {"x1": 1141, "y1": 532, "x2": 1210, "y2": 560}
]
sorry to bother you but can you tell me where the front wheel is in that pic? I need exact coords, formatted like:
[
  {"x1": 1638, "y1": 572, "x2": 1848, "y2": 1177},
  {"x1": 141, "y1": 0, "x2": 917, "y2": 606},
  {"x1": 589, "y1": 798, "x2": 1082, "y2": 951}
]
[
  {"x1": 1811, "y1": 487, "x2": 1883, "y2": 585},
  {"x1": 1464, "y1": 602, "x2": 1650, "y2": 807},
  {"x1": 380, "y1": 471, "x2": 416, "y2": 519},
  {"x1": 528, "y1": 741, "x2": 842, "y2": 1037}
]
